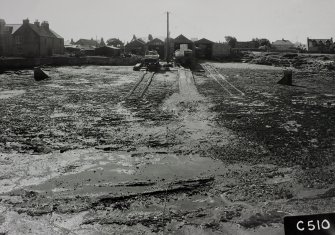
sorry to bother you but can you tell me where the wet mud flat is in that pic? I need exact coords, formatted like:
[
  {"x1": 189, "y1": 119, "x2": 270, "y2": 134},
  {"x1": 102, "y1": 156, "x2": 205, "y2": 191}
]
[{"x1": 0, "y1": 64, "x2": 334, "y2": 234}]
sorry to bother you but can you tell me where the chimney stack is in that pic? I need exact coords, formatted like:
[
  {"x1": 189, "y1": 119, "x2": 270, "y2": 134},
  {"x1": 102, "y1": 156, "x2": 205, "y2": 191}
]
[
  {"x1": 34, "y1": 20, "x2": 40, "y2": 27},
  {"x1": 0, "y1": 19, "x2": 5, "y2": 33},
  {"x1": 23, "y1": 18, "x2": 29, "y2": 25},
  {"x1": 41, "y1": 21, "x2": 49, "y2": 30}
]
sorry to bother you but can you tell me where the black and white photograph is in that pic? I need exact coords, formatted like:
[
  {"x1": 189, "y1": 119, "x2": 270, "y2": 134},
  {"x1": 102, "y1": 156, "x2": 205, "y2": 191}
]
[{"x1": 0, "y1": 0, "x2": 335, "y2": 234}]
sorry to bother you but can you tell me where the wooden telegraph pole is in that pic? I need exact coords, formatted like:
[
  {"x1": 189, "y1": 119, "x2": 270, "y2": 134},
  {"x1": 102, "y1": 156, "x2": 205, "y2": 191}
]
[{"x1": 166, "y1": 11, "x2": 170, "y2": 63}]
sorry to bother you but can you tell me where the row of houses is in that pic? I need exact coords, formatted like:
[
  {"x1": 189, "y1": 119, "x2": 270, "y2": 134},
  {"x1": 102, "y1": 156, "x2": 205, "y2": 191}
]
[
  {"x1": 233, "y1": 38, "x2": 335, "y2": 53},
  {"x1": 124, "y1": 34, "x2": 231, "y2": 60},
  {"x1": 1, "y1": 18, "x2": 335, "y2": 58},
  {"x1": 64, "y1": 38, "x2": 121, "y2": 57},
  {"x1": 68, "y1": 34, "x2": 230, "y2": 60},
  {"x1": 125, "y1": 36, "x2": 335, "y2": 58},
  {"x1": 307, "y1": 38, "x2": 334, "y2": 53},
  {"x1": 0, "y1": 19, "x2": 64, "y2": 57}
]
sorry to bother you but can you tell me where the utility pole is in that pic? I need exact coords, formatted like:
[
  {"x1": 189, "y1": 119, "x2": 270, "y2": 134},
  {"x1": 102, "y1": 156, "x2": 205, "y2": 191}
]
[{"x1": 166, "y1": 11, "x2": 170, "y2": 63}]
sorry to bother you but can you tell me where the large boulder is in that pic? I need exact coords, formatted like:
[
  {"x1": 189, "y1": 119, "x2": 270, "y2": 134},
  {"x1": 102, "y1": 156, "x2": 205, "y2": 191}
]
[
  {"x1": 34, "y1": 67, "x2": 49, "y2": 81},
  {"x1": 277, "y1": 70, "x2": 293, "y2": 86}
]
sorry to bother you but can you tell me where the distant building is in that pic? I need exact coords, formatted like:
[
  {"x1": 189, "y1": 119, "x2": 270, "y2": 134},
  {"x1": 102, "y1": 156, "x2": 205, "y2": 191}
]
[
  {"x1": 235, "y1": 41, "x2": 257, "y2": 50},
  {"x1": 137, "y1": 37, "x2": 150, "y2": 44},
  {"x1": 64, "y1": 44, "x2": 80, "y2": 54},
  {"x1": 125, "y1": 39, "x2": 147, "y2": 55},
  {"x1": 0, "y1": 18, "x2": 64, "y2": 57},
  {"x1": 194, "y1": 38, "x2": 214, "y2": 59},
  {"x1": 75, "y1": 38, "x2": 99, "y2": 48},
  {"x1": 173, "y1": 34, "x2": 194, "y2": 53},
  {"x1": 307, "y1": 38, "x2": 334, "y2": 53},
  {"x1": 0, "y1": 19, "x2": 21, "y2": 56},
  {"x1": 95, "y1": 45, "x2": 121, "y2": 57},
  {"x1": 212, "y1": 43, "x2": 231, "y2": 58},
  {"x1": 272, "y1": 39, "x2": 295, "y2": 51},
  {"x1": 147, "y1": 38, "x2": 165, "y2": 59}
]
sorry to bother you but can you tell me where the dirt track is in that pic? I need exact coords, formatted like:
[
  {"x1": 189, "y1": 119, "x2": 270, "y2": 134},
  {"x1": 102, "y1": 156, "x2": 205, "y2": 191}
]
[{"x1": 0, "y1": 63, "x2": 334, "y2": 234}]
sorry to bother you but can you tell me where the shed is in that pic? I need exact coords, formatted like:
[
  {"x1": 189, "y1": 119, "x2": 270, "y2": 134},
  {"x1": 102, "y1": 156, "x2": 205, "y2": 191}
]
[
  {"x1": 195, "y1": 38, "x2": 214, "y2": 59},
  {"x1": 173, "y1": 34, "x2": 194, "y2": 52},
  {"x1": 95, "y1": 46, "x2": 121, "y2": 57},
  {"x1": 212, "y1": 43, "x2": 231, "y2": 59}
]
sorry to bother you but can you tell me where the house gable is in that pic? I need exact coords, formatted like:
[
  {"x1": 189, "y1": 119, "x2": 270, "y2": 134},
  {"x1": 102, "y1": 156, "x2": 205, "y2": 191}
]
[{"x1": 174, "y1": 34, "x2": 192, "y2": 44}]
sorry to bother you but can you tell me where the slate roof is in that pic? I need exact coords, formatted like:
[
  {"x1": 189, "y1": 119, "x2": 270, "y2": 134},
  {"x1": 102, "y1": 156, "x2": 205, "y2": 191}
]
[
  {"x1": 12, "y1": 23, "x2": 63, "y2": 39},
  {"x1": 195, "y1": 38, "x2": 214, "y2": 44},
  {"x1": 272, "y1": 39, "x2": 294, "y2": 45},
  {"x1": 308, "y1": 38, "x2": 333, "y2": 44},
  {"x1": 5, "y1": 24, "x2": 21, "y2": 34},
  {"x1": 75, "y1": 39, "x2": 99, "y2": 47},
  {"x1": 49, "y1": 29, "x2": 63, "y2": 39},
  {"x1": 126, "y1": 39, "x2": 146, "y2": 47},
  {"x1": 174, "y1": 34, "x2": 193, "y2": 44},
  {"x1": 147, "y1": 38, "x2": 164, "y2": 45}
]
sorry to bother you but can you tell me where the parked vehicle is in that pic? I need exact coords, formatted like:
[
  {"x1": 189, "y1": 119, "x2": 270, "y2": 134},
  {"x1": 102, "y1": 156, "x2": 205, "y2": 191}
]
[{"x1": 133, "y1": 51, "x2": 161, "y2": 71}]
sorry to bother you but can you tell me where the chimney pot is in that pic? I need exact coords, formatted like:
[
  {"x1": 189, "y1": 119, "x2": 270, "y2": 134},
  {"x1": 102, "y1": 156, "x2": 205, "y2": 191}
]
[
  {"x1": 34, "y1": 20, "x2": 40, "y2": 27},
  {"x1": 23, "y1": 18, "x2": 29, "y2": 24},
  {"x1": 41, "y1": 21, "x2": 49, "y2": 30}
]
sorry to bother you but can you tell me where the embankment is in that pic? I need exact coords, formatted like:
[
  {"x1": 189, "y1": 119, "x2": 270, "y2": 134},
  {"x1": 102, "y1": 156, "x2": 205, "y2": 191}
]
[
  {"x1": 0, "y1": 56, "x2": 142, "y2": 71},
  {"x1": 243, "y1": 52, "x2": 335, "y2": 71}
]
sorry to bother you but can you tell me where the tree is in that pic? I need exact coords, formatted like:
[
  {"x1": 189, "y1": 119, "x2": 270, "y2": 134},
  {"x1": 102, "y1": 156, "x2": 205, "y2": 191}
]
[
  {"x1": 100, "y1": 37, "x2": 106, "y2": 47},
  {"x1": 132, "y1": 34, "x2": 137, "y2": 41},
  {"x1": 70, "y1": 38, "x2": 74, "y2": 44},
  {"x1": 252, "y1": 38, "x2": 271, "y2": 48},
  {"x1": 225, "y1": 36, "x2": 237, "y2": 48},
  {"x1": 106, "y1": 38, "x2": 124, "y2": 48},
  {"x1": 148, "y1": 34, "x2": 153, "y2": 41}
]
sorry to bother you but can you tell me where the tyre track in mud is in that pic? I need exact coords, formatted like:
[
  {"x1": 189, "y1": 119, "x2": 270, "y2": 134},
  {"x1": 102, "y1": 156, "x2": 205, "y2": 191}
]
[
  {"x1": 0, "y1": 66, "x2": 301, "y2": 235},
  {"x1": 202, "y1": 63, "x2": 245, "y2": 97},
  {"x1": 125, "y1": 71, "x2": 155, "y2": 99},
  {"x1": 0, "y1": 68, "x2": 242, "y2": 234}
]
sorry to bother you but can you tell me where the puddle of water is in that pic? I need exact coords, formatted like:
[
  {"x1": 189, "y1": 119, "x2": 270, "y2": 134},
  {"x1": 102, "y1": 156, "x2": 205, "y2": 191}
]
[
  {"x1": 0, "y1": 90, "x2": 25, "y2": 99},
  {"x1": 28, "y1": 152, "x2": 227, "y2": 197},
  {"x1": 170, "y1": 194, "x2": 224, "y2": 211},
  {"x1": 294, "y1": 186, "x2": 329, "y2": 199}
]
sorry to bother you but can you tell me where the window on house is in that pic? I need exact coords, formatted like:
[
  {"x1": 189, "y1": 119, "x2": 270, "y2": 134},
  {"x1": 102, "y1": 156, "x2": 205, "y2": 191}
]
[{"x1": 15, "y1": 36, "x2": 23, "y2": 45}]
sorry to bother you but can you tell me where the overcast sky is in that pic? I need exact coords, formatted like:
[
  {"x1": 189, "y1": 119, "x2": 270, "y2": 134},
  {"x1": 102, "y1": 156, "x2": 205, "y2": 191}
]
[{"x1": 1, "y1": 0, "x2": 334, "y2": 44}]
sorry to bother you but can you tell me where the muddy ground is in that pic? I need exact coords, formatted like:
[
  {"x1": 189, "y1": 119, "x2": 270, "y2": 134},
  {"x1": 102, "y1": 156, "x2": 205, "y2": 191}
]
[{"x1": 0, "y1": 63, "x2": 334, "y2": 234}]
